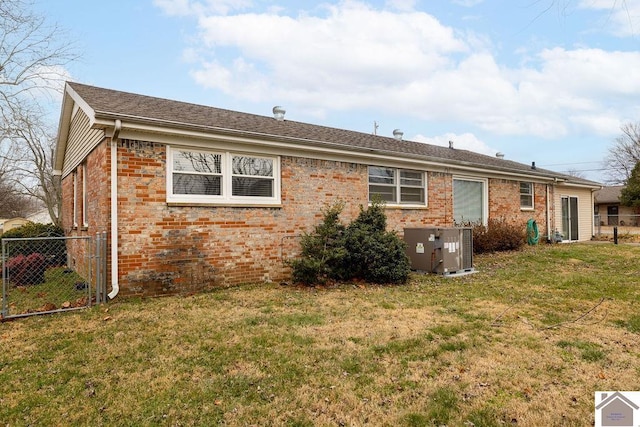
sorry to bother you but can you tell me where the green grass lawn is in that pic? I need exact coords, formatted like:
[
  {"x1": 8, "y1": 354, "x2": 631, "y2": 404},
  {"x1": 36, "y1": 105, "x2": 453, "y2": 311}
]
[
  {"x1": 1, "y1": 243, "x2": 639, "y2": 426},
  {"x1": 3, "y1": 267, "x2": 89, "y2": 316}
]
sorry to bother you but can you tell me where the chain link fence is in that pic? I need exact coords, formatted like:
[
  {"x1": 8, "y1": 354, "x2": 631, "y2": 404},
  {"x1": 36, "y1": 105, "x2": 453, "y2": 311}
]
[
  {"x1": 1, "y1": 234, "x2": 107, "y2": 320},
  {"x1": 594, "y1": 214, "x2": 640, "y2": 239}
]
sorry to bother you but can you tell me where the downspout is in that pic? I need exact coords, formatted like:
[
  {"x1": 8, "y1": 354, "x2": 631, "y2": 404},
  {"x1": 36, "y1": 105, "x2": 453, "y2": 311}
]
[
  {"x1": 108, "y1": 119, "x2": 122, "y2": 300},
  {"x1": 591, "y1": 188, "x2": 597, "y2": 238},
  {"x1": 546, "y1": 184, "x2": 551, "y2": 242}
]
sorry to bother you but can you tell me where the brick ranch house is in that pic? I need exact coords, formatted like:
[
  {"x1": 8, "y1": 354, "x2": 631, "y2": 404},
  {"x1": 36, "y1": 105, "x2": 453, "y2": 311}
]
[
  {"x1": 594, "y1": 185, "x2": 638, "y2": 226},
  {"x1": 53, "y1": 82, "x2": 601, "y2": 298}
]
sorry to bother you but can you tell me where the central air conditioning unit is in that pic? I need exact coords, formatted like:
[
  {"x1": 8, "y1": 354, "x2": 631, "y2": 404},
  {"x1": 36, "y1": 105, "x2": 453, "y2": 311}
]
[{"x1": 403, "y1": 227, "x2": 475, "y2": 276}]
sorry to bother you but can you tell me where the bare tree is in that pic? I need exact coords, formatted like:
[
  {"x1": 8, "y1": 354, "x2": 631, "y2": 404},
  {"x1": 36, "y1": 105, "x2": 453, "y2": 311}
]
[
  {"x1": 0, "y1": 0, "x2": 76, "y2": 115},
  {"x1": 0, "y1": 0, "x2": 76, "y2": 225},
  {"x1": 0, "y1": 176, "x2": 33, "y2": 218},
  {"x1": 565, "y1": 168, "x2": 586, "y2": 179},
  {"x1": 2, "y1": 104, "x2": 60, "y2": 225},
  {"x1": 603, "y1": 122, "x2": 640, "y2": 185},
  {"x1": 0, "y1": 149, "x2": 35, "y2": 217}
]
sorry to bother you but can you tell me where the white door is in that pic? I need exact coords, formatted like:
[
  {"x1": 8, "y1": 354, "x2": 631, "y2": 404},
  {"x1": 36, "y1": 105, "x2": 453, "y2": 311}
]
[{"x1": 561, "y1": 196, "x2": 579, "y2": 241}]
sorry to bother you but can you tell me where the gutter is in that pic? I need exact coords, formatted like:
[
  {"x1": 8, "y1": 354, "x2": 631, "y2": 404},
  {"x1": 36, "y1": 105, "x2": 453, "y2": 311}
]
[
  {"x1": 96, "y1": 114, "x2": 569, "y2": 184},
  {"x1": 108, "y1": 119, "x2": 122, "y2": 300}
]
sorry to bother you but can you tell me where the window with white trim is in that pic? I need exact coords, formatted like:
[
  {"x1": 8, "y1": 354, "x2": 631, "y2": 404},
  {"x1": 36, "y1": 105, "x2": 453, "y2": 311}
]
[
  {"x1": 167, "y1": 147, "x2": 280, "y2": 205},
  {"x1": 82, "y1": 163, "x2": 88, "y2": 227},
  {"x1": 72, "y1": 170, "x2": 78, "y2": 228},
  {"x1": 520, "y1": 182, "x2": 534, "y2": 209},
  {"x1": 368, "y1": 166, "x2": 426, "y2": 205},
  {"x1": 453, "y1": 177, "x2": 487, "y2": 225}
]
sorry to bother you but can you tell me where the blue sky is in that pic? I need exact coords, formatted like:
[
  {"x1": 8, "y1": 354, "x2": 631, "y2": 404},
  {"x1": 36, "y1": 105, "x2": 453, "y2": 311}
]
[{"x1": 36, "y1": 0, "x2": 640, "y2": 183}]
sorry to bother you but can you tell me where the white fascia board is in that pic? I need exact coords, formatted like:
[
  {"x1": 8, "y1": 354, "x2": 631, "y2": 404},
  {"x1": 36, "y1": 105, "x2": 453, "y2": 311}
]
[
  {"x1": 53, "y1": 92, "x2": 74, "y2": 172},
  {"x1": 557, "y1": 181, "x2": 603, "y2": 190},
  {"x1": 107, "y1": 119, "x2": 567, "y2": 185},
  {"x1": 66, "y1": 84, "x2": 97, "y2": 127}
]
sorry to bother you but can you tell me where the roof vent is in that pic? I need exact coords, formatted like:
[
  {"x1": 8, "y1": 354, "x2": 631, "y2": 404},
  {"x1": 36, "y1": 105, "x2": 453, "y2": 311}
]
[
  {"x1": 272, "y1": 106, "x2": 286, "y2": 121},
  {"x1": 531, "y1": 161, "x2": 536, "y2": 170},
  {"x1": 496, "y1": 152, "x2": 505, "y2": 159},
  {"x1": 393, "y1": 129, "x2": 403, "y2": 140},
  {"x1": 449, "y1": 140, "x2": 454, "y2": 149}
]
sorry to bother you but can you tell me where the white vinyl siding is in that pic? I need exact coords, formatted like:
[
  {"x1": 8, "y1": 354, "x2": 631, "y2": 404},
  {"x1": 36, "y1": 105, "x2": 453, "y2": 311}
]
[
  {"x1": 554, "y1": 187, "x2": 594, "y2": 242},
  {"x1": 62, "y1": 107, "x2": 105, "y2": 178}
]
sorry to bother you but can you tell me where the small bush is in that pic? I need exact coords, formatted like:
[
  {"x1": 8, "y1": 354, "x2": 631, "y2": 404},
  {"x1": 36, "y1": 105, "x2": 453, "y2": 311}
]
[
  {"x1": 289, "y1": 202, "x2": 347, "y2": 285},
  {"x1": 1, "y1": 222, "x2": 66, "y2": 265},
  {"x1": 0, "y1": 222, "x2": 63, "y2": 239},
  {"x1": 341, "y1": 202, "x2": 409, "y2": 284},
  {"x1": 470, "y1": 218, "x2": 526, "y2": 254},
  {"x1": 6, "y1": 253, "x2": 47, "y2": 286},
  {"x1": 290, "y1": 201, "x2": 410, "y2": 285}
]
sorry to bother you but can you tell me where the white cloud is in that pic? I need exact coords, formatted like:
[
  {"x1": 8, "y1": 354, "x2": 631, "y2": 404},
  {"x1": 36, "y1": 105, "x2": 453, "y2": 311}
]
[
  {"x1": 188, "y1": 2, "x2": 468, "y2": 106},
  {"x1": 569, "y1": 113, "x2": 622, "y2": 136},
  {"x1": 413, "y1": 132, "x2": 497, "y2": 156},
  {"x1": 578, "y1": 0, "x2": 640, "y2": 37},
  {"x1": 384, "y1": 0, "x2": 416, "y2": 11},
  {"x1": 157, "y1": 0, "x2": 640, "y2": 142},
  {"x1": 24, "y1": 65, "x2": 71, "y2": 103},
  {"x1": 191, "y1": 58, "x2": 269, "y2": 102}
]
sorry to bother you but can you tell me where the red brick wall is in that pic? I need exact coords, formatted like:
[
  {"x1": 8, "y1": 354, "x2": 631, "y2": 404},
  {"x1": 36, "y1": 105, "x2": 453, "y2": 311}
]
[
  {"x1": 114, "y1": 144, "x2": 372, "y2": 297},
  {"x1": 62, "y1": 139, "x2": 553, "y2": 297},
  {"x1": 61, "y1": 140, "x2": 111, "y2": 283},
  {"x1": 61, "y1": 169, "x2": 73, "y2": 233},
  {"x1": 385, "y1": 172, "x2": 454, "y2": 232},
  {"x1": 488, "y1": 179, "x2": 551, "y2": 238}
]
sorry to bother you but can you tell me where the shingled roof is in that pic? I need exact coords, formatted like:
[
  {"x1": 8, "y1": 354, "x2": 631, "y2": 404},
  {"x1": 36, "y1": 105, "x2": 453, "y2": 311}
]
[
  {"x1": 594, "y1": 185, "x2": 623, "y2": 204},
  {"x1": 67, "y1": 82, "x2": 600, "y2": 187}
]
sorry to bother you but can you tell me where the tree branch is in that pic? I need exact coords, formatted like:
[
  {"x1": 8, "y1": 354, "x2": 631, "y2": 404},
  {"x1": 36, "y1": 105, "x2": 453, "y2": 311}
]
[{"x1": 542, "y1": 297, "x2": 608, "y2": 330}]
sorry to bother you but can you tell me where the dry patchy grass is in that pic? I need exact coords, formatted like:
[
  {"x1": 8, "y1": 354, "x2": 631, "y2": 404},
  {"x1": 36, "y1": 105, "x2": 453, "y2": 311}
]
[{"x1": 1, "y1": 243, "x2": 639, "y2": 426}]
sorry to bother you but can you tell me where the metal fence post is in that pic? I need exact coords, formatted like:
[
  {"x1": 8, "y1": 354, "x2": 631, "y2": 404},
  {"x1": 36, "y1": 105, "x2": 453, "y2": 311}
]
[
  {"x1": 1, "y1": 239, "x2": 6, "y2": 318},
  {"x1": 94, "y1": 232, "x2": 108, "y2": 304},
  {"x1": 87, "y1": 234, "x2": 93, "y2": 306},
  {"x1": 101, "y1": 232, "x2": 106, "y2": 303},
  {"x1": 95, "y1": 232, "x2": 101, "y2": 304},
  {"x1": 103, "y1": 232, "x2": 108, "y2": 301}
]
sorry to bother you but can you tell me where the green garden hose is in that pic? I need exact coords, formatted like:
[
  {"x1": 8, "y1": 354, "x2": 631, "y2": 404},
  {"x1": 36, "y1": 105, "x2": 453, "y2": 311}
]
[{"x1": 527, "y1": 219, "x2": 539, "y2": 245}]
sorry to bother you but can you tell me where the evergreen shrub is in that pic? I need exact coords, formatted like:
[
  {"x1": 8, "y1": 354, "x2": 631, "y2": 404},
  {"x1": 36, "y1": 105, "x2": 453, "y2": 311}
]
[
  {"x1": 289, "y1": 202, "x2": 346, "y2": 285},
  {"x1": 290, "y1": 200, "x2": 410, "y2": 285},
  {"x1": 340, "y1": 202, "x2": 409, "y2": 284}
]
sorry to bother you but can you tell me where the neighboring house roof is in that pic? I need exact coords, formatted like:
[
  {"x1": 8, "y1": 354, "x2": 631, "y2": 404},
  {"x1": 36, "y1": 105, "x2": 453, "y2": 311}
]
[
  {"x1": 0, "y1": 217, "x2": 29, "y2": 234},
  {"x1": 0, "y1": 217, "x2": 28, "y2": 225},
  {"x1": 26, "y1": 209, "x2": 53, "y2": 224},
  {"x1": 56, "y1": 82, "x2": 601, "y2": 188},
  {"x1": 594, "y1": 185, "x2": 623, "y2": 204}
]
